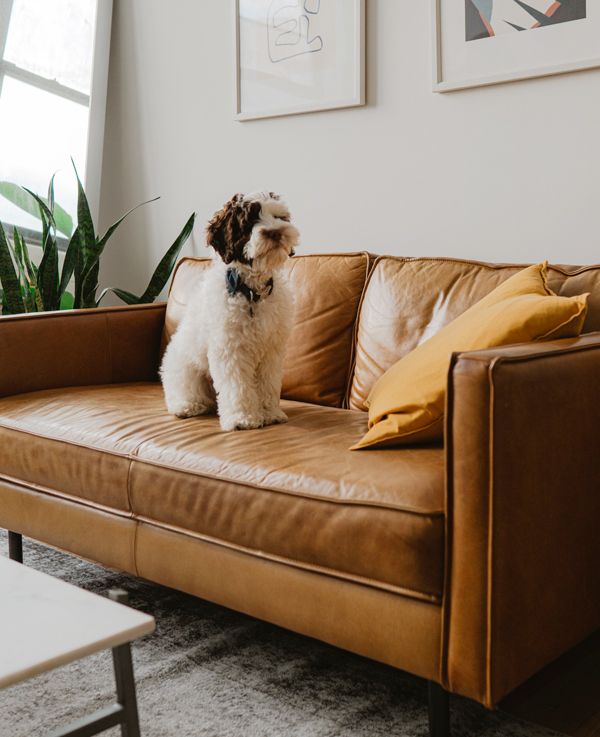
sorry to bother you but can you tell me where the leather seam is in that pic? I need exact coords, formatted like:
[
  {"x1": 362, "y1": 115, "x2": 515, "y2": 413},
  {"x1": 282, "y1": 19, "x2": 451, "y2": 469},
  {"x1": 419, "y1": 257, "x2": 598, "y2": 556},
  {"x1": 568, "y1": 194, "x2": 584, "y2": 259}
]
[
  {"x1": 127, "y1": 454, "x2": 445, "y2": 516},
  {"x1": 0, "y1": 472, "x2": 443, "y2": 604},
  {"x1": 0, "y1": 302, "x2": 166, "y2": 324},
  {"x1": 0, "y1": 418, "x2": 444, "y2": 515},
  {"x1": 439, "y1": 355, "x2": 457, "y2": 691},
  {"x1": 135, "y1": 517, "x2": 442, "y2": 604},
  {"x1": 346, "y1": 255, "x2": 382, "y2": 411},
  {"x1": 0, "y1": 474, "x2": 131, "y2": 517},
  {"x1": 105, "y1": 313, "x2": 113, "y2": 384},
  {"x1": 485, "y1": 358, "x2": 498, "y2": 708},
  {"x1": 454, "y1": 336, "x2": 600, "y2": 365},
  {"x1": 371, "y1": 255, "x2": 600, "y2": 277}
]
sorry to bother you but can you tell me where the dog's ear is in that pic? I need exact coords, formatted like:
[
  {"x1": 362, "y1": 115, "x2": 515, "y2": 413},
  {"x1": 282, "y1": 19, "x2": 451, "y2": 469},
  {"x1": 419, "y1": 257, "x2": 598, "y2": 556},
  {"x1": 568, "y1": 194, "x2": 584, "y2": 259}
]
[{"x1": 206, "y1": 195, "x2": 262, "y2": 264}]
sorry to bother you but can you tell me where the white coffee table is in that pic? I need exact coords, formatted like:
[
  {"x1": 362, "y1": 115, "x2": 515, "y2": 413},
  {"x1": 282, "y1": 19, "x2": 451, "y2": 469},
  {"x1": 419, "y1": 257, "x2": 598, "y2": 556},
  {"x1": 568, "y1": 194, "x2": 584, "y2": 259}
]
[{"x1": 0, "y1": 555, "x2": 155, "y2": 736}]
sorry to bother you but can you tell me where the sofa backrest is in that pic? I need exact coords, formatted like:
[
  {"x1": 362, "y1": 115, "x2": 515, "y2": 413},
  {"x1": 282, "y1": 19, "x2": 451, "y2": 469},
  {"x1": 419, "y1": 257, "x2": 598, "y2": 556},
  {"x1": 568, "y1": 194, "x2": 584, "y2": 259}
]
[
  {"x1": 164, "y1": 253, "x2": 370, "y2": 407},
  {"x1": 349, "y1": 257, "x2": 600, "y2": 410}
]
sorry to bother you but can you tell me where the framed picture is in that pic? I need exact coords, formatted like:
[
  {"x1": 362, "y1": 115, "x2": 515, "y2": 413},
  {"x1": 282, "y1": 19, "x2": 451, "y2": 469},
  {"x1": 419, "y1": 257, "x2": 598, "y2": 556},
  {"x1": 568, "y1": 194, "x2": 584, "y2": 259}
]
[
  {"x1": 432, "y1": 0, "x2": 600, "y2": 92},
  {"x1": 235, "y1": 0, "x2": 365, "y2": 120}
]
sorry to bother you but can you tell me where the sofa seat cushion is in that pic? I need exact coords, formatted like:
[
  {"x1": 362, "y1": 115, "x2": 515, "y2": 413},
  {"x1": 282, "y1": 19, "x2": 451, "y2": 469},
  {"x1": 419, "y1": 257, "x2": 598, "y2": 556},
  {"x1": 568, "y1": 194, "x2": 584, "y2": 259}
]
[
  {"x1": 0, "y1": 383, "x2": 187, "y2": 512},
  {"x1": 0, "y1": 383, "x2": 445, "y2": 601}
]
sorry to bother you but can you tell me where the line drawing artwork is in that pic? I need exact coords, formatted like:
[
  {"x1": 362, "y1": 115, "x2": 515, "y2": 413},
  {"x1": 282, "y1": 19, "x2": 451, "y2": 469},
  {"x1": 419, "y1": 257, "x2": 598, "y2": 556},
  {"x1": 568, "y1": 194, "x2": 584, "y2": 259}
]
[{"x1": 267, "y1": 0, "x2": 324, "y2": 63}]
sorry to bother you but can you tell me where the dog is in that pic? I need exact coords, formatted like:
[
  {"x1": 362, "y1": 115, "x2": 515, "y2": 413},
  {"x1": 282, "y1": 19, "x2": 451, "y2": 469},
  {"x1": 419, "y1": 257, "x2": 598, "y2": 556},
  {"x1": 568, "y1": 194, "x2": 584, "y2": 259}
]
[{"x1": 160, "y1": 192, "x2": 299, "y2": 431}]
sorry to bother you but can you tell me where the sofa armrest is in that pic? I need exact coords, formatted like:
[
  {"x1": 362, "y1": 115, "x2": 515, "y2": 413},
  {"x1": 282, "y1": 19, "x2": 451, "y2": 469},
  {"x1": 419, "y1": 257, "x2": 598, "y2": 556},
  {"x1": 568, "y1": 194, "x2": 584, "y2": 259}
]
[
  {"x1": 443, "y1": 333, "x2": 600, "y2": 707},
  {"x1": 0, "y1": 303, "x2": 166, "y2": 398}
]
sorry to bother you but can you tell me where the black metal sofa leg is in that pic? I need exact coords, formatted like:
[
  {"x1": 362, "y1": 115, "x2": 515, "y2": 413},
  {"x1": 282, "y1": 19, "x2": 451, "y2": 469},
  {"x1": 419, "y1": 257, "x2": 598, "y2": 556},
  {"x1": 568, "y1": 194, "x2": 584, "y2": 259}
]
[
  {"x1": 8, "y1": 531, "x2": 23, "y2": 563},
  {"x1": 428, "y1": 681, "x2": 450, "y2": 737}
]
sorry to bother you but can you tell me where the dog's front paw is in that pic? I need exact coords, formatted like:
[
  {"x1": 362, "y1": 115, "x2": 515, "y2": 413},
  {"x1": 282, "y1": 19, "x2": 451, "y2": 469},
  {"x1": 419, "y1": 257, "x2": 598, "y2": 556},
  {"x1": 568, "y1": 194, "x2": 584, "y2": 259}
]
[
  {"x1": 220, "y1": 414, "x2": 264, "y2": 431},
  {"x1": 170, "y1": 401, "x2": 212, "y2": 419},
  {"x1": 262, "y1": 408, "x2": 288, "y2": 426}
]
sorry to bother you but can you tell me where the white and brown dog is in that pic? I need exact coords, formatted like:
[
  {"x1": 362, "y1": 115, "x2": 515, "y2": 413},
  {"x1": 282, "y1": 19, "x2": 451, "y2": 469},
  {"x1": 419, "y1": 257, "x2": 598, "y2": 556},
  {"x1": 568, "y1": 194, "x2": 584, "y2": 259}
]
[{"x1": 160, "y1": 192, "x2": 299, "y2": 431}]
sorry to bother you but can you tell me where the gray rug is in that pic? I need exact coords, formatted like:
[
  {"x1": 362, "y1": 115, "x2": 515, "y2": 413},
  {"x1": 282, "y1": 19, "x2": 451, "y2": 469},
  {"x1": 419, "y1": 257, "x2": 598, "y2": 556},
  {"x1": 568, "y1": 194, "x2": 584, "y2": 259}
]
[{"x1": 0, "y1": 532, "x2": 562, "y2": 737}]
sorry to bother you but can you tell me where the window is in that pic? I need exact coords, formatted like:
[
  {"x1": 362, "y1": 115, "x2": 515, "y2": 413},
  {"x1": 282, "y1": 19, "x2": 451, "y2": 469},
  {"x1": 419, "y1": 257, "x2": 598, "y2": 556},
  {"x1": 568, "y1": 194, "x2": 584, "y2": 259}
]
[{"x1": 0, "y1": 0, "x2": 108, "y2": 242}]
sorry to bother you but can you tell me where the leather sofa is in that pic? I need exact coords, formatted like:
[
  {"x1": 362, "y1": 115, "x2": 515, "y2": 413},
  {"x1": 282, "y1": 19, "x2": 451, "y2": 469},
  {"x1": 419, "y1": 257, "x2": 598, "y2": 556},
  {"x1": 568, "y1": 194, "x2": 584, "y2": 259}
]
[{"x1": 2, "y1": 253, "x2": 599, "y2": 736}]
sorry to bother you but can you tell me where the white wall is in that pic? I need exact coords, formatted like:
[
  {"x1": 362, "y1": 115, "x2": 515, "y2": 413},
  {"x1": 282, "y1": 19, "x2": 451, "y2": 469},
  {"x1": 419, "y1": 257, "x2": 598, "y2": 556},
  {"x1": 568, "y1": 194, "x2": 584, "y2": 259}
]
[{"x1": 98, "y1": 0, "x2": 600, "y2": 297}]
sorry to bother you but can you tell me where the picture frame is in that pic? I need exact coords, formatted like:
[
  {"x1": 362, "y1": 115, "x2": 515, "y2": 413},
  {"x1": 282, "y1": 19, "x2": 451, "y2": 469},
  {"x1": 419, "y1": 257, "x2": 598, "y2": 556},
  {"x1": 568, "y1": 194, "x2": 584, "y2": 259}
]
[
  {"x1": 432, "y1": 0, "x2": 600, "y2": 92},
  {"x1": 234, "y1": 0, "x2": 365, "y2": 121}
]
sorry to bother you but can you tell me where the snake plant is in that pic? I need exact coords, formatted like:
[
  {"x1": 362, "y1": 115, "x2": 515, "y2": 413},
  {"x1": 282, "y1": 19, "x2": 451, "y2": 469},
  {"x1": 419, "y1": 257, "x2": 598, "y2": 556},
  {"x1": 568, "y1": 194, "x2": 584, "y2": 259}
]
[{"x1": 0, "y1": 165, "x2": 195, "y2": 315}]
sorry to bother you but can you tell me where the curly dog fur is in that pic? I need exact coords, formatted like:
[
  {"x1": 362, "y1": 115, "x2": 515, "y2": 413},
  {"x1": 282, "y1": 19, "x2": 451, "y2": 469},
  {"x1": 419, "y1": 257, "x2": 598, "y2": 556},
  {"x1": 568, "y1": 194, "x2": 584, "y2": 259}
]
[{"x1": 160, "y1": 192, "x2": 299, "y2": 431}]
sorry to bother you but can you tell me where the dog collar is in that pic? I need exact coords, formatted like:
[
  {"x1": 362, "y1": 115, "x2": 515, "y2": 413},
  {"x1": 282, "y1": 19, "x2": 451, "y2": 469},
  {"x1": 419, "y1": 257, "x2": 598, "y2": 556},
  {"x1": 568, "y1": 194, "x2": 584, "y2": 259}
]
[{"x1": 226, "y1": 267, "x2": 273, "y2": 303}]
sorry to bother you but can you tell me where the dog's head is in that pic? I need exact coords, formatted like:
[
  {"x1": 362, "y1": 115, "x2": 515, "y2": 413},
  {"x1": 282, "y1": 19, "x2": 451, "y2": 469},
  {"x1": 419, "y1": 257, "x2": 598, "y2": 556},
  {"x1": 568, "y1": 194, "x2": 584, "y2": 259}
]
[{"x1": 206, "y1": 192, "x2": 299, "y2": 272}]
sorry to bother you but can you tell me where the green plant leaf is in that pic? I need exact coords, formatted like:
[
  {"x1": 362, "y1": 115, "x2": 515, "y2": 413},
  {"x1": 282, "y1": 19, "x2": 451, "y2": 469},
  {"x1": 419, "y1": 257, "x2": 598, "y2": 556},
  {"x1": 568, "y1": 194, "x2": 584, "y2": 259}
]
[
  {"x1": 13, "y1": 228, "x2": 39, "y2": 312},
  {"x1": 138, "y1": 212, "x2": 195, "y2": 302},
  {"x1": 97, "y1": 197, "x2": 160, "y2": 253},
  {"x1": 0, "y1": 182, "x2": 39, "y2": 220},
  {"x1": 59, "y1": 227, "x2": 80, "y2": 297},
  {"x1": 73, "y1": 243, "x2": 84, "y2": 310},
  {"x1": 80, "y1": 196, "x2": 159, "y2": 308},
  {"x1": 8, "y1": 228, "x2": 35, "y2": 312},
  {"x1": 96, "y1": 212, "x2": 195, "y2": 306},
  {"x1": 96, "y1": 286, "x2": 139, "y2": 306},
  {"x1": 23, "y1": 187, "x2": 55, "y2": 227},
  {"x1": 59, "y1": 291, "x2": 74, "y2": 310},
  {"x1": 0, "y1": 221, "x2": 25, "y2": 314},
  {"x1": 46, "y1": 174, "x2": 73, "y2": 238},
  {"x1": 72, "y1": 160, "x2": 99, "y2": 307},
  {"x1": 52, "y1": 202, "x2": 74, "y2": 238},
  {"x1": 37, "y1": 232, "x2": 59, "y2": 310},
  {"x1": 47, "y1": 173, "x2": 55, "y2": 214},
  {"x1": 72, "y1": 159, "x2": 95, "y2": 258},
  {"x1": 0, "y1": 180, "x2": 73, "y2": 237}
]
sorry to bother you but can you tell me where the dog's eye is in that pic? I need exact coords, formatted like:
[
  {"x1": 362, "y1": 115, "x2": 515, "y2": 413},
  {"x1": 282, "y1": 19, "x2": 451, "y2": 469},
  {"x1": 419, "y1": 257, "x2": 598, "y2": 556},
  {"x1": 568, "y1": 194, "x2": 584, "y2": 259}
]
[{"x1": 279, "y1": 215, "x2": 290, "y2": 222}]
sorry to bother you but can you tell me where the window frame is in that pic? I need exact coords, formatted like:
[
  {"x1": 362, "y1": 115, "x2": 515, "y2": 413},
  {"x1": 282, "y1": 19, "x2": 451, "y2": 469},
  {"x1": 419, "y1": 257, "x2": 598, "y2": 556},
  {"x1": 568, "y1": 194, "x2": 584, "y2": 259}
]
[{"x1": 0, "y1": 0, "x2": 113, "y2": 246}]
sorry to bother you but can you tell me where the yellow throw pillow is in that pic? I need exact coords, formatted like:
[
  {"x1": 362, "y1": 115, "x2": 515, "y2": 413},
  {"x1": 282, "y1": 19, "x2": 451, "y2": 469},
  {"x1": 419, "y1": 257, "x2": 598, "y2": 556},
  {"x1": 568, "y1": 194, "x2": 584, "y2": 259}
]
[{"x1": 351, "y1": 262, "x2": 588, "y2": 450}]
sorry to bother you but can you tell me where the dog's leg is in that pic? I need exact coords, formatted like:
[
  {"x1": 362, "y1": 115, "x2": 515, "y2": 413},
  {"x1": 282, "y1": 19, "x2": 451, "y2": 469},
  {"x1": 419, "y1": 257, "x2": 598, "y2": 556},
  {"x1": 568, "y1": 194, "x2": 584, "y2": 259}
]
[
  {"x1": 209, "y1": 348, "x2": 264, "y2": 431},
  {"x1": 257, "y1": 350, "x2": 288, "y2": 426},
  {"x1": 161, "y1": 336, "x2": 215, "y2": 418}
]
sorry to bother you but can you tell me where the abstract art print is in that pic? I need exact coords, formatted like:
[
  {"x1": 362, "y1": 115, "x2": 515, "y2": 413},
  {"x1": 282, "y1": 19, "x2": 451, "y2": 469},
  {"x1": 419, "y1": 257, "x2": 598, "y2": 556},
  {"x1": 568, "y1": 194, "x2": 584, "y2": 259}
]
[
  {"x1": 466, "y1": 0, "x2": 587, "y2": 41},
  {"x1": 235, "y1": 0, "x2": 365, "y2": 120},
  {"x1": 433, "y1": 0, "x2": 600, "y2": 91}
]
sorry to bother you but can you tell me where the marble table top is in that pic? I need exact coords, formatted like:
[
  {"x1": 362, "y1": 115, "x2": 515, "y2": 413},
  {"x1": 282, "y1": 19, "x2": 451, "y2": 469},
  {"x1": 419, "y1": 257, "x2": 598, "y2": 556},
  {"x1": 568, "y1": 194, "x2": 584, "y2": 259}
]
[{"x1": 0, "y1": 556, "x2": 155, "y2": 689}]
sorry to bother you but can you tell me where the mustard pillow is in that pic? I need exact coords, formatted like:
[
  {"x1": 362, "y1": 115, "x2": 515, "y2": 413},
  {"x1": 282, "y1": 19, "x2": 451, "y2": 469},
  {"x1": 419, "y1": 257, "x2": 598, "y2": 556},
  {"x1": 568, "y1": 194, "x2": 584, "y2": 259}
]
[{"x1": 351, "y1": 262, "x2": 588, "y2": 450}]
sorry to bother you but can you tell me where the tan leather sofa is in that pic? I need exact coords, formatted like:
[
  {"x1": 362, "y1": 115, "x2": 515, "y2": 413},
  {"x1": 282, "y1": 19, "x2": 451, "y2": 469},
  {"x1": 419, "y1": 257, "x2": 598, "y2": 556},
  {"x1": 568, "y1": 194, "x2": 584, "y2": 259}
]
[{"x1": 2, "y1": 253, "x2": 599, "y2": 737}]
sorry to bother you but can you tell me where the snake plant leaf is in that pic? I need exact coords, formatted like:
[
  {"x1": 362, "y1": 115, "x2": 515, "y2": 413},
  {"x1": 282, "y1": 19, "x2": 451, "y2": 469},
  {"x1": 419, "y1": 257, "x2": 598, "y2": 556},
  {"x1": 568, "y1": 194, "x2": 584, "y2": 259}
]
[
  {"x1": 8, "y1": 229, "x2": 35, "y2": 312},
  {"x1": 138, "y1": 212, "x2": 195, "y2": 302},
  {"x1": 47, "y1": 174, "x2": 55, "y2": 214},
  {"x1": 0, "y1": 182, "x2": 39, "y2": 220},
  {"x1": 52, "y1": 202, "x2": 74, "y2": 239},
  {"x1": 96, "y1": 212, "x2": 195, "y2": 306},
  {"x1": 72, "y1": 160, "x2": 96, "y2": 268},
  {"x1": 79, "y1": 196, "x2": 160, "y2": 308},
  {"x1": 23, "y1": 187, "x2": 55, "y2": 258},
  {"x1": 12, "y1": 227, "x2": 26, "y2": 277},
  {"x1": 73, "y1": 242, "x2": 84, "y2": 309},
  {"x1": 46, "y1": 175, "x2": 73, "y2": 238},
  {"x1": 0, "y1": 181, "x2": 73, "y2": 238},
  {"x1": 59, "y1": 227, "x2": 80, "y2": 297},
  {"x1": 23, "y1": 187, "x2": 55, "y2": 227},
  {"x1": 60, "y1": 291, "x2": 74, "y2": 310},
  {"x1": 95, "y1": 286, "x2": 139, "y2": 306},
  {"x1": 37, "y1": 232, "x2": 59, "y2": 311},
  {"x1": 97, "y1": 197, "x2": 160, "y2": 253},
  {"x1": 13, "y1": 228, "x2": 39, "y2": 312},
  {"x1": 0, "y1": 221, "x2": 25, "y2": 314}
]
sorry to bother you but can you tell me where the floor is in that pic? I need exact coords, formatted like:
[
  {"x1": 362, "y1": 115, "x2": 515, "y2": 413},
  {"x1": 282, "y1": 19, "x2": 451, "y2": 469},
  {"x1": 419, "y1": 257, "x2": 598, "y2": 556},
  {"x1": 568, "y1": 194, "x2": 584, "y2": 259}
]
[{"x1": 501, "y1": 629, "x2": 600, "y2": 737}]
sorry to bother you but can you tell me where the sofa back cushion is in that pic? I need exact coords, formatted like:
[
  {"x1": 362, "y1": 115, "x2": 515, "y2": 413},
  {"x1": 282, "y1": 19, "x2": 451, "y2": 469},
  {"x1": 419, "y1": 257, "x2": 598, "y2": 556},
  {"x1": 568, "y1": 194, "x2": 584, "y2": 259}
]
[
  {"x1": 164, "y1": 253, "x2": 370, "y2": 407},
  {"x1": 349, "y1": 257, "x2": 600, "y2": 410}
]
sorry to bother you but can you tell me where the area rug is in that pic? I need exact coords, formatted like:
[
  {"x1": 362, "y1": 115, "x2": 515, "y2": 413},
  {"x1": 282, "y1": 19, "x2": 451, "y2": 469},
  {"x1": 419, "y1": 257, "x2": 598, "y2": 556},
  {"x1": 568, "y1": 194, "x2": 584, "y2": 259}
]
[{"x1": 0, "y1": 532, "x2": 562, "y2": 737}]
